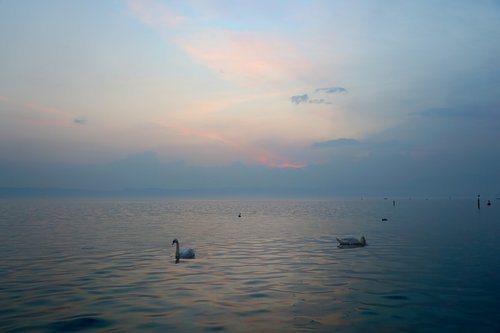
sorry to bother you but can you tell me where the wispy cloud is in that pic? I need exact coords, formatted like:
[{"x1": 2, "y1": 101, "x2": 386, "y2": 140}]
[
  {"x1": 411, "y1": 107, "x2": 489, "y2": 119},
  {"x1": 177, "y1": 29, "x2": 308, "y2": 83},
  {"x1": 312, "y1": 138, "x2": 360, "y2": 148},
  {"x1": 315, "y1": 87, "x2": 347, "y2": 94},
  {"x1": 4, "y1": 99, "x2": 75, "y2": 128}
]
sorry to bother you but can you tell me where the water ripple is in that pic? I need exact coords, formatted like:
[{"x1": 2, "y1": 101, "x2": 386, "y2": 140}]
[{"x1": 47, "y1": 316, "x2": 112, "y2": 332}]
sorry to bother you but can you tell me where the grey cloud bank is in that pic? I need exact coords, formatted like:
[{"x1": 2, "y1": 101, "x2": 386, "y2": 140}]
[{"x1": 1, "y1": 138, "x2": 499, "y2": 198}]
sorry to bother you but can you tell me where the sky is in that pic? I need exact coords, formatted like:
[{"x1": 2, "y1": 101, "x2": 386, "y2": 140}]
[{"x1": 1, "y1": 0, "x2": 499, "y2": 197}]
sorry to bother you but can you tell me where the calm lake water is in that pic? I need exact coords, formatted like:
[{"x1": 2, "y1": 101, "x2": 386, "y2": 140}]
[{"x1": 1, "y1": 198, "x2": 499, "y2": 332}]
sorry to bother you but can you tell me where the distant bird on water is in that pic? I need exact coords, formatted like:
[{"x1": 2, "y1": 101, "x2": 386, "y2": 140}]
[
  {"x1": 172, "y1": 238, "x2": 195, "y2": 263},
  {"x1": 336, "y1": 236, "x2": 367, "y2": 248}
]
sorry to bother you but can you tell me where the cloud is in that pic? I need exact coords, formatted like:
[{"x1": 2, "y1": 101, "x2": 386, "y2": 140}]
[
  {"x1": 157, "y1": 121, "x2": 305, "y2": 169},
  {"x1": 315, "y1": 87, "x2": 347, "y2": 94},
  {"x1": 73, "y1": 117, "x2": 86, "y2": 125},
  {"x1": 311, "y1": 138, "x2": 360, "y2": 148},
  {"x1": 290, "y1": 95, "x2": 331, "y2": 105},
  {"x1": 291, "y1": 86, "x2": 347, "y2": 105},
  {"x1": 290, "y1": 94, "x2": 309, "y2": 105}
]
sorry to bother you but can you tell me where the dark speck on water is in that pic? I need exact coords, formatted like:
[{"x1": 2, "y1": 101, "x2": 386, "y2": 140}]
[
  {"x1": 1, "y1": 198, "x2": 499, "y2": 332},
  {"x1": 383, "y1": 295, "x2": 409, "y2": 300}
]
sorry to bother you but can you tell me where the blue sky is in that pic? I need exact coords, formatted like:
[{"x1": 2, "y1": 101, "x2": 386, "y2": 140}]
[{"x1": 1, "y1": 1, "x2": 499, "y2": 196}]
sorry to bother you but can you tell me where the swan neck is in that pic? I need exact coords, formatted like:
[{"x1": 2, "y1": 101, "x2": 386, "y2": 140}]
[{"x1": 175, "y1": 242, "x2": 180, "y2": 259}]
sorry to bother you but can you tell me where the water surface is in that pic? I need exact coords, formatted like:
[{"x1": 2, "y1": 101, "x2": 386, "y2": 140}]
[{"x1": 1, "y1": 199, "x2": 499, "y2": 332}]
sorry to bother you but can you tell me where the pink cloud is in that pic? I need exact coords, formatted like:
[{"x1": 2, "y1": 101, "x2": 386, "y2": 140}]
[
  {"x1": 257, "y1": 154, "x2": 305, "y2": 169},
  {"x1": 158, "y1": 121, "x2": 237, "y2": 147},
  {"x1": 127, "y1": 1, "x2": 310, "y2": 83},
  {"x1": 23, "y1": 103, "x2": 74, "y2": 127},
  {"x1": 2, "y1": 97, "x2": 76, "y2": 128},
  {"x1": 158, "y1": 120, "x2": 305, "y2": 168},
  {"x1": 177, "y1": 29, "x2": 309, "y2": 82},
  {"x1": 271, "y1": 162, "x2": 305, "y2": 169}
]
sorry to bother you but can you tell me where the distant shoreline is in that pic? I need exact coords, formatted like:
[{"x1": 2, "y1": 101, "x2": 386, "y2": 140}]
[{"x1": 0, "y1": 187, "x2": 494, "y2": 200}]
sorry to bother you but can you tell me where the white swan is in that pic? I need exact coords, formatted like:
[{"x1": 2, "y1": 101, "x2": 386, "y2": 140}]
[
  {"x1": 172, "y1": 238, "x2": 195, "y2": 263},
  {"x1": 336, "y1": 236, "x2": 367, "y2": 248}
]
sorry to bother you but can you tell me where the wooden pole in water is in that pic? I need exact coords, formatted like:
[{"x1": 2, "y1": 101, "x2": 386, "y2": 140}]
[{"x1": 477, "y1": 194, "x2": 480, "y2": 210}]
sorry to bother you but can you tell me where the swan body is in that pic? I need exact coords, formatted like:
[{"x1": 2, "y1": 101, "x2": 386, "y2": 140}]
[
  {"x1": 172, "y1": 238, "x2": 195, "y2": 263},
  {"x1": 336, "y1": 236, "x2": 367, "y2": 248}
]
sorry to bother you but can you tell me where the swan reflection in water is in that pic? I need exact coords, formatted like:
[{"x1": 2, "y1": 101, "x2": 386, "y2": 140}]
[
  {"x1": 336, "y1": 236, "x2": 367, "y2": 248},
  {"x1": 172, "y1": 238, "x2": 196, "y2": 263}
]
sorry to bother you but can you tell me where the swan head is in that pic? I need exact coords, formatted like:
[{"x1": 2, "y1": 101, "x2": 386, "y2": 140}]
[{"x1": 172, "y1": 238, "x2": 179, "y2": 246}]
